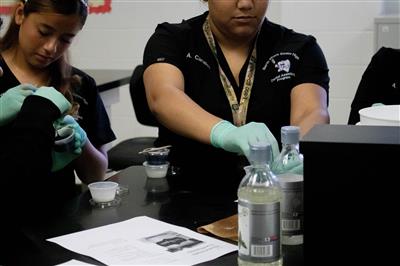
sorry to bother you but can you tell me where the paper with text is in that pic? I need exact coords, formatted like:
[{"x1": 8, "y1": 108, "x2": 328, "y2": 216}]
[{"x1": 48, "y1": 216, "x2": 237, "y2": 265}]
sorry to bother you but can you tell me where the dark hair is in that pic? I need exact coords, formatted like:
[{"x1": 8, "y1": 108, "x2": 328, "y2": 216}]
[{"x1": 0, "y1": 0, "x2": 89, "y2": 115}]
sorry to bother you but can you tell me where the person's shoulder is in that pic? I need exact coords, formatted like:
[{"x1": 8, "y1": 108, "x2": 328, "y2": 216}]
[
  {"x1": 71, "y1": 67, "x2": 96, "y2": 86},
  {"x1": 367, "y1": 47, "x2": 400, "y2": 72},
  {"x1": 155, "y1": 12, "x2": 207, "y2": 35},
  {"x1": 262, "y1": 20, "x2": 317, "y2": 48},
  {"x1": 70, "y1": 67, "x2": 97, "y2": 96},
  {"x1": 374, "y1": 46, "x2": 400, "y2": 60}
]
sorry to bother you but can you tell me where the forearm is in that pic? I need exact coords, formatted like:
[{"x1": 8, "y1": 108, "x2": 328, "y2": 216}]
[
  {"x1": 292, "y1": 108, "x2": 330, "y2": 137},
  {"x1": 74, "y1": 141, "x2": 108, "y2": 183},
  {"x1": 290, "y1": 83, "x2": 330, "y2": 137},
  {"x1": 144, "y1": 64, "x2": 221, "y2": 144},
  {"x1": 152, "y1": 87, "x2": 220, "y2": 143}
]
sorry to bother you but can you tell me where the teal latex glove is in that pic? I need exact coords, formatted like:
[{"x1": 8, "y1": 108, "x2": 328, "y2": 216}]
[
  {"x1": 51, "y1": 115, "x2": 87, "y2": 172},
  {"x1": 372, "y1": 103, "x2": 385, "y2": 107},
  {"x1": 34, "y1": 86, "x2": 71, "y2": 115},
  {"x1": 272, "y1": 155, "x2": 303, "y2": 175},
  {"x1": 210, "y1": 120, "x2": 280, "y2": 160},
  {"x1": 0, "y1": 84, "x2": 37, "y2": 126},
  {"x1": 60, "y1": 115, "x2": 87, "y2": 148}
]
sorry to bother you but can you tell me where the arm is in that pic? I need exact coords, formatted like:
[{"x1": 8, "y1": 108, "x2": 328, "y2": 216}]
[
  {"x1": 290, "y1": 83, "x2": 329, "y2": 137},
  {"x1": 144, "y1": 63, "x2": 279, "y2": 158},
  {"x1": 74, "y1": 142, "x2": 108, "y2": 183},
  {"x1": 144, "y1": 63, "x2": 221, "y2": 144}
]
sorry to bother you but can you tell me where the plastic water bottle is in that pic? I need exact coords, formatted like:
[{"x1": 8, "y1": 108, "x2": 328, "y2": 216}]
[
  {"x1": 272, "y1": 126, "x2": 303, "y2": 245},
  {"x1": 238, "y1": 141, "x2": 283, "y2": 266}
]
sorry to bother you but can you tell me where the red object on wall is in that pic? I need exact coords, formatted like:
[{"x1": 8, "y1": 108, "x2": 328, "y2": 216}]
[{"x1": 0, "y1": 0, "x2": 112, "y2": 15}]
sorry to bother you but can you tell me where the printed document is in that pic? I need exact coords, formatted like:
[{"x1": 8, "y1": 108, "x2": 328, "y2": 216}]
[{"x1": 48, "y1": 216, "x2": 237, "y2": 265}]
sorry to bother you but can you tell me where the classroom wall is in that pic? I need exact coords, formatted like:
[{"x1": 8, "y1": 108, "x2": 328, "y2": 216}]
[{"x1": 0, "y1": 1, "x2": 392, "y2": 147}]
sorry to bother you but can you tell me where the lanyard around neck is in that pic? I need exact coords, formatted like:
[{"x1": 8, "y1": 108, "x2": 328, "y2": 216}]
[{"x1": 202, "y1": 16, "x2": 258, "y2": 126}]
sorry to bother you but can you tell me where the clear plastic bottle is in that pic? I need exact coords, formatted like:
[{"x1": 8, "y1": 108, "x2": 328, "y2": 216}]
[
  {"x1": 272, "y1": 126, "x2": 304, "y2": 245},
  {"x1": 238, "y1": 141, "x2": 283, "y2": 266}
]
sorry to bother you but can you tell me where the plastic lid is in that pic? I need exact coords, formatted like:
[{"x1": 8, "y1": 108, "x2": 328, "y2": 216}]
[
  {"x1": 281, "y1": 126, "x2": 300, "y2": 145},
  {"x1": 359, "y1": 105, "x2": 400, "y2": 126},
  {"x1": 248, "y1": 141, "x2": 272, "y2": 165}
]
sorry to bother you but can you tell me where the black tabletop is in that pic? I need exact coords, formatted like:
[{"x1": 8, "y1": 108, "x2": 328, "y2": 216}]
[{"x1": 7, "y1": 166, "x2": 303, "y2": 266}]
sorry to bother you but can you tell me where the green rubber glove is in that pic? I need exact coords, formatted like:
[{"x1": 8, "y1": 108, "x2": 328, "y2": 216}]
[
  {"x1": 34, "y1": 86, "x2": 71, "y2": 115},
  {"x1": 210, "y1": 120, "x2": 280, "y2": 160},
  {"x1": 272, "y1": 154, "x2": 304, "y2": 175},
  {"x1": 51, "y1": 115, "x2": 87, "y2": 172},
  {"x1": 61, "y1": 115, "x2": 87, "y2": 148},
  {"x1": 0, "y1": 84, "x2": 37, "y2": 126},
  {"x1": 372, "y1": 103, "x2": 385, "y2": 107}
]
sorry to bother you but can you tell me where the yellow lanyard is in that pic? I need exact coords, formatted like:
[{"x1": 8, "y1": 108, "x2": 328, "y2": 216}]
[{"x1": 202, "y1": 16, "x2": 258, "y2": 126}]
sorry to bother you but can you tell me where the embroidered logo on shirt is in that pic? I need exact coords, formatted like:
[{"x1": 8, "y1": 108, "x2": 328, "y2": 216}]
[
  {"x1": 275, "y1": 60, "x2": 291, "y2": 73},
  {"x1": 262, "y1": 52, "x2": 299, "y2": 83},
  {"x1": 186, "y1": 52, "x2": 210, "y2": 69},
  {"x1": 275, "y1": 59, "x2": 290, "y2": 73}
]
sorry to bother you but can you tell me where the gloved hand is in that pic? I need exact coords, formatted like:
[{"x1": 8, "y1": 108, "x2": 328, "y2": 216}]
[
  {"x1": 34, "y1": 86, "x2": 71, "y2": 115},
  {"x1": 272, "y1": 154, "x2": 303, "y2": 175},
  {"x1": 210, "y1": 120, "x2": 280, "y2": 160},
  {"x1": 51, "y1": 115, "x2": 87, "y2": 172},
  {"x1": 60, "y1": 115, "x2": 87, "y2": 148},
  {"x1": 372, "y1": 103, "x2": 385, "y2": 107},
  {"x1": 0, "y1": 84, "x2": 37, "y2": 126}
]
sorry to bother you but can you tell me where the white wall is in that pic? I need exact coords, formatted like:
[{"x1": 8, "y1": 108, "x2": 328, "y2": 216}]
[
  {"x1": 278, "y1": 0, "x2": 382, "y2": 124},
  {"x1": 0, "y1": 0, "x2": 392, "y2": 146},
  {"x1": 71, "y1": 1, "x2": 210, "y2": 145}
]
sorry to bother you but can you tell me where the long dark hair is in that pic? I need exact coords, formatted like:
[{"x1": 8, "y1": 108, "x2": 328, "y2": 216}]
[{"x1": 0, "y1": 0, "x2": 89, "y2": 115}]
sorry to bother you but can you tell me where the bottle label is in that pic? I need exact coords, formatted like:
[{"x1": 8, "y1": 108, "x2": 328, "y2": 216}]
[
  {"x1": 278, "y1": 174, "x2": 304, "y2": 237},
  {"x1": 238, "y1": 200, "x2": 281, "y2": 263}
]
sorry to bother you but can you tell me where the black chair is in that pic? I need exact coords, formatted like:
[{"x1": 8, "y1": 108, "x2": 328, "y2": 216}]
[{"x1": 107, "y1": 65, "x2": 158, "y2": 171}]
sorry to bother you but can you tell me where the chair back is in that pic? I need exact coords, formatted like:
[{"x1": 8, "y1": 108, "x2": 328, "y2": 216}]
[{"x1": 130, "y1": 65, "x2": 158, "y2": 126}]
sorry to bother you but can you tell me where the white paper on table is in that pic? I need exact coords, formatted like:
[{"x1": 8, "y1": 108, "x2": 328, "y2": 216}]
[
  {"x1": 48, "y1": 216, "x2": 237, "y2": 266},
  {"x1": 56, "y1": 259, "x2": 95, "y2": 265}
]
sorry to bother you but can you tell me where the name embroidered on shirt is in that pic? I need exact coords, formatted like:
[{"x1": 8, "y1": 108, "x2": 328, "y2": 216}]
[{"x1": 186, "y1": 52, "x2": 210, "y2": 69}]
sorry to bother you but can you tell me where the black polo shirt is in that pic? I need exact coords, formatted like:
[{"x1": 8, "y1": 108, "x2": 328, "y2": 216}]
[
  {"x1": 143, "y1": 12, "x2": 329, "y2": 194},
  {"x1": 348, "y1": 47, "x2": 400, "y2": 124}
]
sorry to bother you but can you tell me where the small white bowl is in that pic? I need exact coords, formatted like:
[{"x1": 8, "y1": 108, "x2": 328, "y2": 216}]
[
  {"x1": 88, "y1": 181, "x2": 118, "y2": 203},
  {"x1": 143, "y1": 161, "x2": 169, "y2": 178}
]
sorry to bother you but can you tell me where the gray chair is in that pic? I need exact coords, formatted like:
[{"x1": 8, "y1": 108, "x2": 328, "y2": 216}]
[{"x1": 107, "y1": 65, "x2": 158, "y2": 171}]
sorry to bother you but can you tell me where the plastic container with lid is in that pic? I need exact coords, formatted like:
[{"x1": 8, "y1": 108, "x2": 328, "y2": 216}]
[{"x1": 359, "y1": 105, "x2": 400, "y2": 126}]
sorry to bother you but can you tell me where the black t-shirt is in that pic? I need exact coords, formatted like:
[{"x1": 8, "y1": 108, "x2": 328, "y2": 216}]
[
  {"x1": 143, "y1": 12, "x2": 329, "y2": 193},
  {"x1": 0, "y1": 57, "x2": 116, "y2": 204},
  {"x1": 348, "y1": 47, "x2": 400, "y2": 124}
]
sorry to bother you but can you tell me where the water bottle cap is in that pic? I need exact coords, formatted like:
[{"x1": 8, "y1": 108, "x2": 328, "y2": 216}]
[
  {"x1": 249, "y1": 140, "x2": 272, "y2": 165},
  {"x1": 281, "y1": 126, "x2": 300, "y2": 144}
]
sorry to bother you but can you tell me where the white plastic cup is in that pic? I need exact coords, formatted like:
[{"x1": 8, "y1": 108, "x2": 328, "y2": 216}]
[
  {"x1": 143, "y1": 161, "x2": 169, "y2": 178},
  {"x1": 88, "y1": 181, "x2": 118, "y2": 203},
  {"x1": 54, "y1": 127, "x2": 75, "y2": 152}
]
